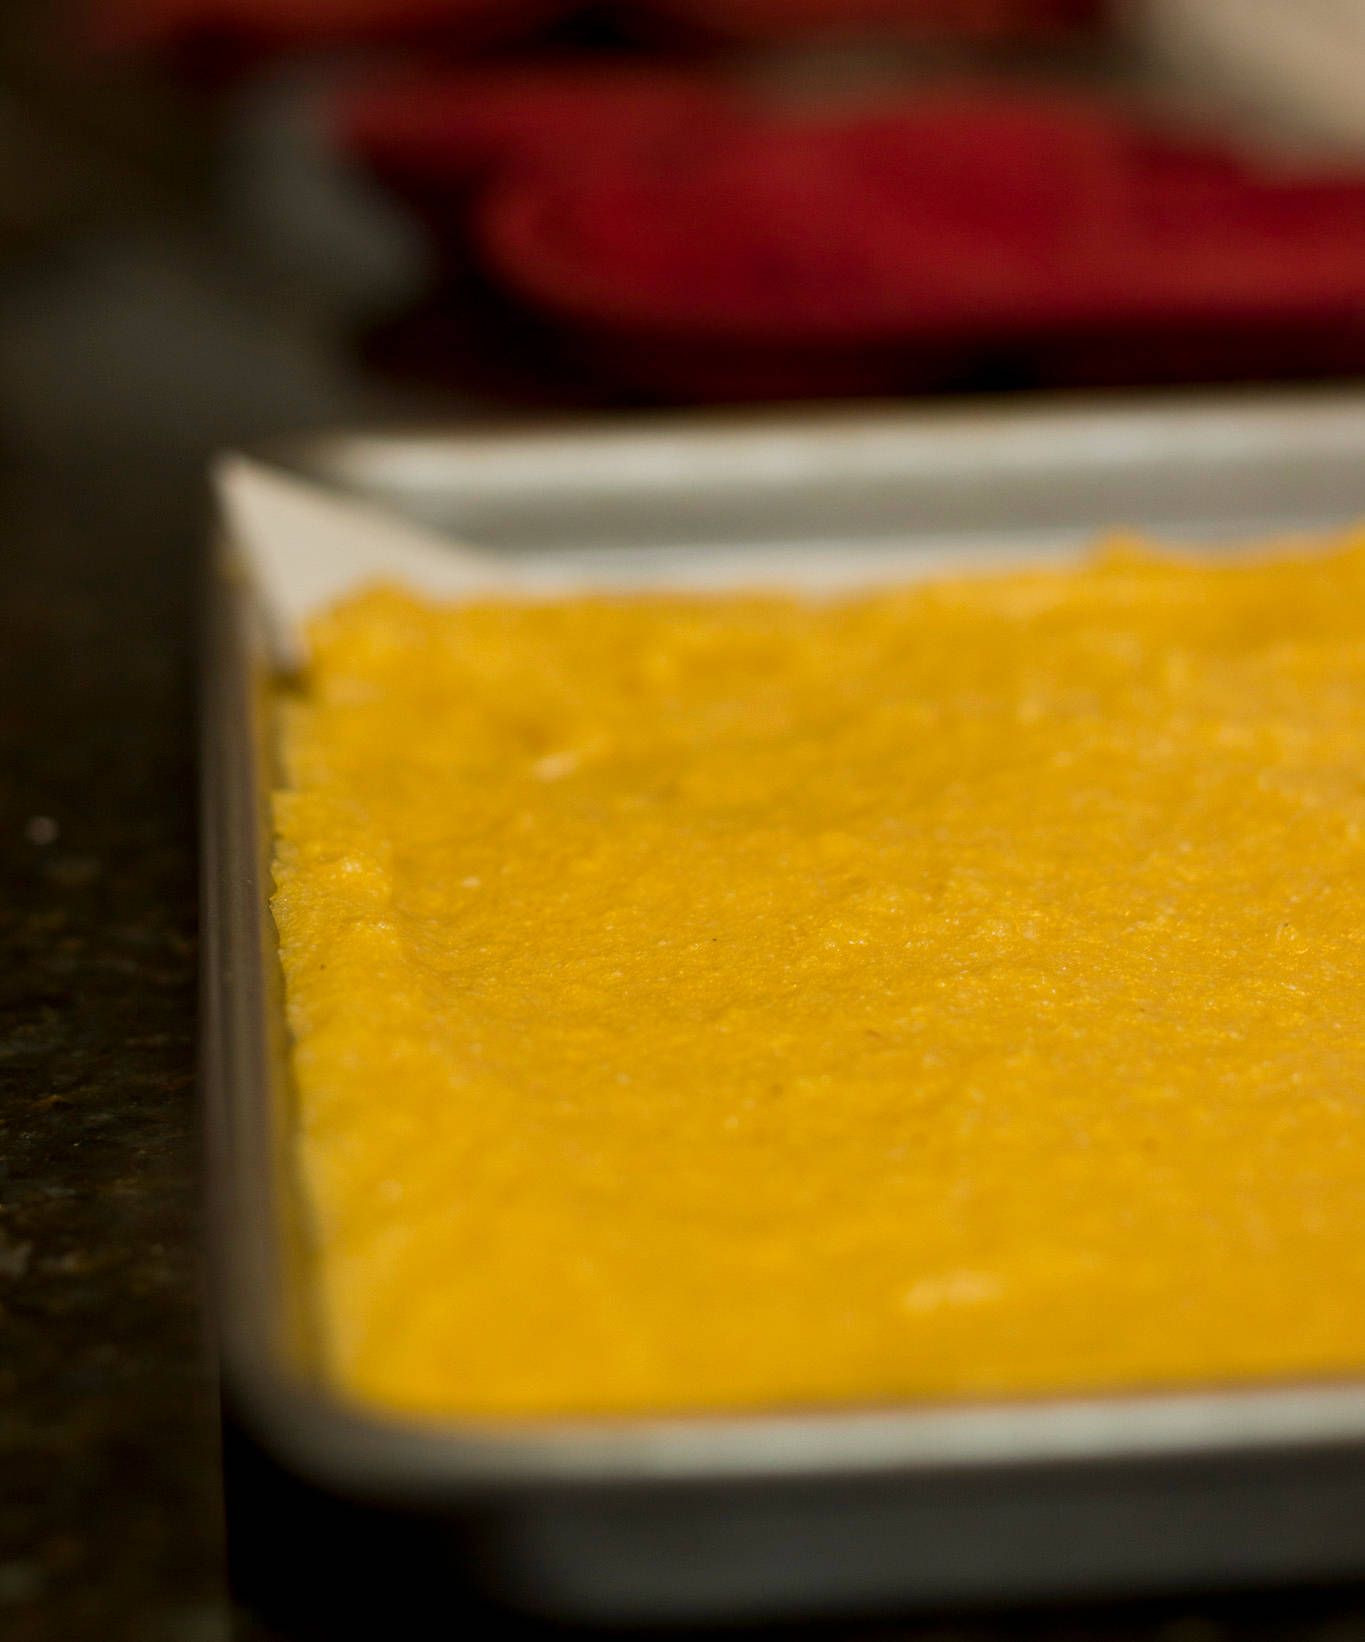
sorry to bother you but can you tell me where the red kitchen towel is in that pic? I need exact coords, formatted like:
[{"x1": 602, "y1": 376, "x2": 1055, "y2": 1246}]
[
  {"x1": 644, "y1": 0, "x2": 1103, "y2": 42},
  {"x1": 89, "y1": 0, "x2": 1104, "y2": 52},
  {"x1": 473, "y1": 91, "x2": 1127, "y2": 342},
  {"x1": 337, "y1": 71, "x2": 1365, "y2": 396},
  {"x1": 479, "y1": 103, "x2": 1365, "y2": 337},
  {"x1": 343, "y1": 64, "x2": 744, "y2": 190}
]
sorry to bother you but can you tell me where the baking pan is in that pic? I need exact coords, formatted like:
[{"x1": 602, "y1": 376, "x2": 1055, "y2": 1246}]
[{"x1": 203, "y1": 389, "x2": 1365, "y2": 1628}]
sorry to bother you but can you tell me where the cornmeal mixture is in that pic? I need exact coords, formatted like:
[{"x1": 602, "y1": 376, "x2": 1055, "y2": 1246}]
[{"x1": 273, "y1": 534, "x2": 1365, "y2": 1418}]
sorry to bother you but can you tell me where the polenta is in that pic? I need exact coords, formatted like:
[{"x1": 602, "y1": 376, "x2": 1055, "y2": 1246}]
[{"x1": 272, "y1": 534, "x2": 1365, "y2": 1418}]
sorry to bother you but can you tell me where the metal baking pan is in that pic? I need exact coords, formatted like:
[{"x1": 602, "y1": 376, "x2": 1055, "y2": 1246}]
[{"x1": 203, "y1": 389, "x2": 1365, "y2": 1629}]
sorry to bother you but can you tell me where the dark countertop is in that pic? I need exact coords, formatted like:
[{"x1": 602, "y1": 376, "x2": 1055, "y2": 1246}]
[
  {"x1": 0, "y1": 444, "x2": 220, "y2": 1640},
  {"x1": 0, "y1": 207, "x2": 383, "y2": 1640}
]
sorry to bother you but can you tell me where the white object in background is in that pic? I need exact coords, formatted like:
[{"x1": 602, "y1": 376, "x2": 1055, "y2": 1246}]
[
  {"x1": 1139, "y1": 0, "x2": 1365, "y2": 152},
  {"x1": 214, "y1": 454, "x2": 516, "y2": 672}
]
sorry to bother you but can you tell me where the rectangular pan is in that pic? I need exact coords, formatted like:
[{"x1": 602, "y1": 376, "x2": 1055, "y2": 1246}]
[{"x1": 204, "y1": 390, "x2": 1365, "y2": 1628}]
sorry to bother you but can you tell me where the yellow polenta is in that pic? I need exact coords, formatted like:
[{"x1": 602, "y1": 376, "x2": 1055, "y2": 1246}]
[{"x1": 272, "y1": 534, "x2": 1365, "y2": 1419}]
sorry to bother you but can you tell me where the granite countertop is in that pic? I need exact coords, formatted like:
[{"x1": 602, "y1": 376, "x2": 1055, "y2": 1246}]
[
  {"x1": 0, "y1": 179, "x2": 387, "y2": 1640},
  {"x1": 0, "y1": 446, "x2": 221, "y2": 1641}
]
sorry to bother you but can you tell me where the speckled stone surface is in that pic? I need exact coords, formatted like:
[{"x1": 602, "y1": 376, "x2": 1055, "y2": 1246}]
[
  {"x1": 0, "y1": 449, "x2": 224, "y2": 1641},
  {"x1": 0, "y1": 199, "x2": 391, "y2": 1637}
]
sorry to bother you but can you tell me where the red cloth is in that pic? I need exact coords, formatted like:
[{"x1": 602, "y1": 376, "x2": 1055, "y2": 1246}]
[
  {"x1": 343, "y1": 65, "x2": 742, "y2": 188},
  {"x1": 337, "y1": 73, "x2": 1365, "y2": 397},
  {"x1": 481, "y1": 106, "x2": 1365, "y2": 333},
  {"x1": 89, "y1": 0, "x2": 1102, "y2": 51},
  {"x1": 476, "y1": 93, "x2": 1126, "y2": 341},
  {"x1": 644, "y1": 0, "x2": 1101, "y2": 42}
]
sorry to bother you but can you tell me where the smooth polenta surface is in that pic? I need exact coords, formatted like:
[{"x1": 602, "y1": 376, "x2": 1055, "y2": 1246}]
[{"x1": 272, "y1": 535, "x2": 1365, "y2": 1418}]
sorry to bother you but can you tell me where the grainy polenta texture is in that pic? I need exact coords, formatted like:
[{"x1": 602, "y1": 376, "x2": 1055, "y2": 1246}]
[{"x1": 272, "y1": 536, "x2": 1365, "y2": 1418}]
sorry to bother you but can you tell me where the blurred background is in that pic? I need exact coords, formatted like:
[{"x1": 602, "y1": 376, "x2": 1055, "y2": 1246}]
[
  {"x1": 7, "y1": 1, "x2": 1365, "y2": 1637},
  {"x1": 9, "y1": 0, "x2": 1365, "y2": 444}
]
